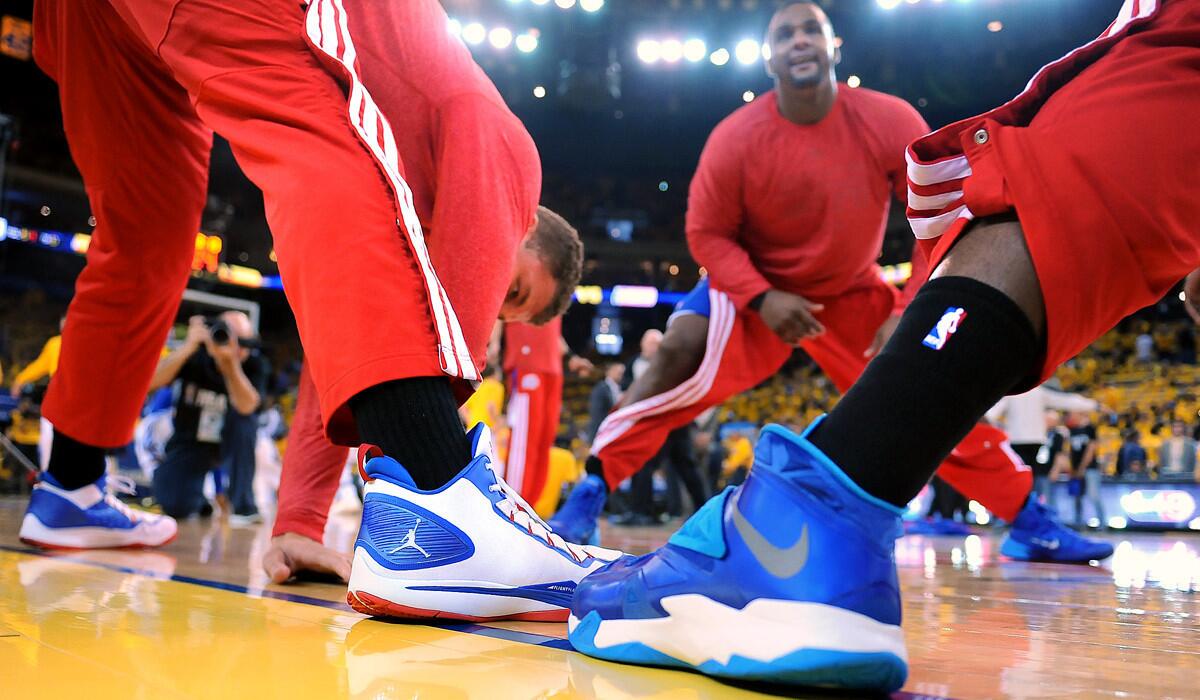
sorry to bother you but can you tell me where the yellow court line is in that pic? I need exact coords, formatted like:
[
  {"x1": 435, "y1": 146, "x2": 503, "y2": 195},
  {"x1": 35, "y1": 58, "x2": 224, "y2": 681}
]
[{"x1": 0, "y1": 550, "x2": 788, "y2": 699}]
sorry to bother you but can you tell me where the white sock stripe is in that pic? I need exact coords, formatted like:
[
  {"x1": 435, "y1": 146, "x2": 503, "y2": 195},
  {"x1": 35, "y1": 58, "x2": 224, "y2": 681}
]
[
  {"x1": 591, "y1": 290, "x2": 736, "y2": 454},
  {"x1": 307, "y1": 0, "x2": 478, "y2": 383}
]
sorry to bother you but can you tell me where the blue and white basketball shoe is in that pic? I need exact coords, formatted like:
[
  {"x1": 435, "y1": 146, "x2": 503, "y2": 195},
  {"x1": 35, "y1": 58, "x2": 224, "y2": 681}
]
[
  {"x1": 568, "y1": 420, "x2": 909, "y2": 692},
  {"x1": 347, "y1": 425, "x2": 625, "y2": 622},
  {"x1": 1000, "y1": 494, "x2": 1114, "y2": 563},
  {"x1": 547, "y1": 474, "x2": 607, "y2": 545},
  {"x1": 20, "y1": 473, "x2": 178, "y2": 549}
]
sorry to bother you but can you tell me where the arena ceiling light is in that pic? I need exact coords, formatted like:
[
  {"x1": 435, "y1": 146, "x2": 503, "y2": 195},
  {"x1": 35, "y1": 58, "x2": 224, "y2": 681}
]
[
  {"x1": 660, "y1": 38, "x2": 684, "y2": 63},
  {"x1": 555, "y1": 0, "x2": 576, "y2": 8},
  {"x1": 683, "y1": 38, "x2": 707, "y2": 63},
  {"x1": 710, "y1": 48, "x2": 731, "y2": 66},
  {"x1": 637, "y1": 39, "x2": 662, "y2": 64},
  {"x1": 877, "y1": 0, "x2": 902, "y2": 9},
  {"x1": 734, "y1": 39, "x2": 760, "y2": 65},
  {"x1": 515, "y1": 32, "x2": 539, "y2": 53},
  {"x1": 462, "y1": 22, "x2": 486, "y2": 45},
  {"x1": 488, "y1": 26, "x2": 514, "y2": 50},
  {"x1": 580, "y1": 0, "x2": 605, "y2": 12},
  {"x1": 447, "y1": 18, "x2": 462, "y2": 38}
]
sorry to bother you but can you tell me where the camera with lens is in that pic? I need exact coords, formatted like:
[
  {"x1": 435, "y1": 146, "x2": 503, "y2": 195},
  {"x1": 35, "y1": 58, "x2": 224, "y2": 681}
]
[{"x1": 207, "y1": 317, "x2": 232, "y2": 345}]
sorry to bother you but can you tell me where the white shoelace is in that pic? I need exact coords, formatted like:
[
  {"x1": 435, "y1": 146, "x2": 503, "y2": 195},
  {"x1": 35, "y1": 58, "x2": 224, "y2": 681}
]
[
  {"x1": 487, "y1": 477, "x2": 591, "y2": 564},
  {"x1": 103, "y1": 475, "x2": 153, "y2": 523}
]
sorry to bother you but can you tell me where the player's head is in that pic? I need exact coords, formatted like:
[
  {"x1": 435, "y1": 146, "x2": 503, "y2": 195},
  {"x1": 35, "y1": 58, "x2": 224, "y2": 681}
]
[
  {"x1": 501, "y1": 206, "x2": 583, "y2": 325},
  {"x1": 764, "y1": 1, "x2": 839, "y2": 92},
  {"x1": 640, "y1": 329, "x2": 663, "y2": 358}
]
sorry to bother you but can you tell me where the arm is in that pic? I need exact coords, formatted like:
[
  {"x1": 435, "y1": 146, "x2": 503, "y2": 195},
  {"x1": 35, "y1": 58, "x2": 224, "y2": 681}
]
[
  {"x1": 563, "y1": 336, "x2": 593, "y2": 375},
  {"x1": 265, "y1": 362, "x2": 352, "y2": 583},
  {"x1": 430, "y1": 98, "x2": 536, "y2": 365},
  {"x1": 10, "y1": 337, "x2": 58, "y2": 396},
  {"x1": 213, "y1": 350, "x2": 261, "y2": 416},
  {"x1": 1043, "y1": 390, "x2": 1099, "y2": 413},
  {"x1": 148, "y1": 317, "x2": 208, "y2": 392}
]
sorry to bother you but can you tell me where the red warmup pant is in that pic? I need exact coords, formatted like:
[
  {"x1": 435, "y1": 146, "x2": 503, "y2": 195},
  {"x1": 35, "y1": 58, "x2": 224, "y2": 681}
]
[
  {"x1": 37, "y1": 0, "x2": 473, "y2": 449},
  {"x1": 592, "y1": 280, "x2": 1032, "y2": 520},
  {"x1": 273, "y1": 364, "x2": 348, "y2": 542},
  {"x1": 504, "y1": 371, "x2": 564, "y2": 503}
]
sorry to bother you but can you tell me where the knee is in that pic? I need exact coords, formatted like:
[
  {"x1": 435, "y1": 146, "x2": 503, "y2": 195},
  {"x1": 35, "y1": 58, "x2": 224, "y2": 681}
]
[{"x1": 656, "y1": 329, "x2": 707, "y2": 379}]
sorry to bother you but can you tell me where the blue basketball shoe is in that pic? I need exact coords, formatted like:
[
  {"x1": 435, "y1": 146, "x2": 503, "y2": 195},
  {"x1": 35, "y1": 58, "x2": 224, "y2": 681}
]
[
  {"x1": 547, "y1": 474, "x2": 607, "y2": 545},
  {"x1": 20, "y1": 473, "x2": 177, "y2": 549},
  {"x1": 1000, "y1": 494, "x2": 1114, "y2": 563},
  {"x1": 568, "y1": 420, "x2": 908, "y2": 692},
  {"x1": 347, "y1": 425, "x2": 625, "y2": 622}
]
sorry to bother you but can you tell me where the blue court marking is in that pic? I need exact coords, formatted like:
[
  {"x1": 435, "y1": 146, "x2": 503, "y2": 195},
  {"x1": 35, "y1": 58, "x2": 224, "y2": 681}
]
[{"x1": 0, "y1": 544, "x2": 572, "y2": 651}]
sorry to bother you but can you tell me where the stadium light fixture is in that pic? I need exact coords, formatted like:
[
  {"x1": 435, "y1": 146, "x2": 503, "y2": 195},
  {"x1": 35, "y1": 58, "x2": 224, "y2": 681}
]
[
  {"x1": 637, "y1": 39, "x2": 662, "y2": 64},
  {"x1": 742, "y1": 90, "x2": 755, "y2": 102},
  {"x1": 531, "y1": 0, "x2": 550, "y2": 5},
  {"x1": 661, "y1": 39, "x2": 684, "y2": 63},
  {"x1": 734, "y1": 39, "x2": 759, "y2": 65},
  {"x1": 533, "y1": 85, "x2": 547, "y2": 98},
  {"x1": 683, "y1": 38, "x2": 707, "y2": 63},
  {"x1": 555, "y1": 0, "x2": 576, "y2": 8},
  {"x1": 447, "y1": 18, "x2": 462, "y2": 37},
  {"x1": 580, "y1": 0, "x2": 604, "y2": 12},
  {"x1": 847, "y1": 75, "x2": 861, "y2": 88},
  {"x1": 515, "y1": 32, "x2": 539, "y2": 53},
  {"x1": 877, "y1": 0, "x2": 902, "y2": 9},
  {"x1": 710, "y1": 48, "x2": 731, "y2": 66},
  {"x1": 489, "y1": 27, "x2": 513, "y2": 49},
  {"x1": 463, "y1": 22, "x2": 486, "y2": 45}
]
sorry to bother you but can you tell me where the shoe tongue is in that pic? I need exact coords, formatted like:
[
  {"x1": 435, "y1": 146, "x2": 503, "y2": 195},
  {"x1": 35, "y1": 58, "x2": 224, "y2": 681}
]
[
  {"x1": 466, "y1": 423, "x2": 496, "y2": 462},
  {"x1": 362, "y1": 453, "x2": 418, "y2": 489}
]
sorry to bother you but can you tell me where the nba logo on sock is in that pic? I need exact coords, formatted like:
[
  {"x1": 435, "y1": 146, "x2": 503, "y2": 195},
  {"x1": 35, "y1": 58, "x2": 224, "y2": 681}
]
[{"x1": 922, "y1": 307, "x2": 967, "y2": 350}]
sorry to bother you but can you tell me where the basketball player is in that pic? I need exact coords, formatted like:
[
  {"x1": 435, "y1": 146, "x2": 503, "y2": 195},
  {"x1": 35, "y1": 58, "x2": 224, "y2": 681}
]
[
  {"x1": 22, "y1": 0, "x2": 620, "y2": 622},
  {"x1": 551, "y1": 0, "x2": 1110, "y2": 565},
  {"x1": 502, "y1": 319, "x2": 592, "y2": 501},
  {"x1": 569, "y1": 0, "x2": 1196, "y2": 690}
]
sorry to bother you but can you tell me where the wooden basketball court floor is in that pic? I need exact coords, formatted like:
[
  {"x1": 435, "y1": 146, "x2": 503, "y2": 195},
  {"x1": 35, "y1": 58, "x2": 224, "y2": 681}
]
[{"x1": 1, "y1": 497, "x2": 1197, "y2": 699}]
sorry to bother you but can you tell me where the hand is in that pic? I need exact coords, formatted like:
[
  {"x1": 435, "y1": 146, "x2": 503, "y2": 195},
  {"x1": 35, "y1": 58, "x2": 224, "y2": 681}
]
[
  {"x1": 262, "y1": 532, "x2": 352, "y2": 584},
  {"x1": 864, "y1": 314, "x2": 902, "y2": 359},
  {"x1": 9, "y1": 383, "x2": 21, "y2": 399},
  {"x1": 756, "y1": 290, "x2": 825, "y2": 345},
  {"x1": 184, "y1": 315, "x2": 211, "y2": 350},
  {"x1": 1185, "y1": 269, "x2": 1200, "y2": 325},
  {"x1": 567, "y1": 355, "x2": 594, "y2": 375}
]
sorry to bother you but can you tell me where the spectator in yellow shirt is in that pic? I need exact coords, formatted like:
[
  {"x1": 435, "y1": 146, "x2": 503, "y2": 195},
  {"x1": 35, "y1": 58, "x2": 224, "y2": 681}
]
[
  {"x1": 460, "y1": 366, "x2": 506, "y2": 431},
  {"x1": 10, "y1": 331, "x2": 63, "y2": 398}
]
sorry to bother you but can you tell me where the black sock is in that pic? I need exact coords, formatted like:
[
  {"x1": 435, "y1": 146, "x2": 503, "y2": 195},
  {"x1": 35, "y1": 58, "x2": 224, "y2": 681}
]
[
  {"x1": 349, "y1": 377, "x2": 471, "y2": 490},
  {"x1": 585, "y1": 455, "x2": 608, "y2": 485},
  {"x1": 47, "y1": 429, "x2": 106, "y2": 490},
  {"x1": 809, "y1": 277, "x2": 1041, "y2": 507}
]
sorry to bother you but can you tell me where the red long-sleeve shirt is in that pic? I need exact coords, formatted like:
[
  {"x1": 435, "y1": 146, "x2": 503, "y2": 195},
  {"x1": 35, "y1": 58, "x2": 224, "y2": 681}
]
[
  {"x1": 273, "y1": 0, "x2": 540, "y2": 542},
  {"x1": 686, "y1": 86, "x2": 930, "y2": 312}
]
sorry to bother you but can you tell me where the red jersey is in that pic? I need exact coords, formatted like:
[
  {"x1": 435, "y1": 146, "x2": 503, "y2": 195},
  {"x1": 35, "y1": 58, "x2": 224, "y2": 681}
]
[
  {"x1": 686, "y1": 86, "x2": 929, "y2": 310},
  {"x1": 504, "y1": 318, "x2": 563, "y2": 376},
  {"x1": 350, "y1": 0, "x2": 542, "y2": 368}
]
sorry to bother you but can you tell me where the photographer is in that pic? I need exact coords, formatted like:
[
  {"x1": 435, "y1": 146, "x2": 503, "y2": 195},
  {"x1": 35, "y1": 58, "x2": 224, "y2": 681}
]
[{"x1": 148, "y1": 313, "x2": 267, "y2": 519}]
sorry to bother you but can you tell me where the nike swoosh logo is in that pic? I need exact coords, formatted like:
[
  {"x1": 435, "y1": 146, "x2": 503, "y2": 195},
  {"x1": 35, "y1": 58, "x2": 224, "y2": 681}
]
[
  {"x1": 1031, "y1": 538, "x2": 1061, "y2": 550},
  {"x1": 731, "y1": 491, "x2": 809, "y2": 579}
]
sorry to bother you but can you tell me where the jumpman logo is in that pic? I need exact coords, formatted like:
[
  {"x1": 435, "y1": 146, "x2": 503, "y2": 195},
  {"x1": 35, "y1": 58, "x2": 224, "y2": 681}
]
[{"x1": 389, "y1": 519, "x2": 430, "y2": 558}]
